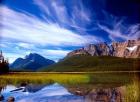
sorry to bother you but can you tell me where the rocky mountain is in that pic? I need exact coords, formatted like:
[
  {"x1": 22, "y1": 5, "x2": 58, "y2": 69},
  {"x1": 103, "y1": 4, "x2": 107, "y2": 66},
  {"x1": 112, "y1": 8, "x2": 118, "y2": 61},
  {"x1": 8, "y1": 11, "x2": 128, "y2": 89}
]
[
  {"x1": 10, "y1": 53, "x2": 55, "y2": 71},
  {"x1": 67, "y1": 39, "x2": 140, "y2": 58}
]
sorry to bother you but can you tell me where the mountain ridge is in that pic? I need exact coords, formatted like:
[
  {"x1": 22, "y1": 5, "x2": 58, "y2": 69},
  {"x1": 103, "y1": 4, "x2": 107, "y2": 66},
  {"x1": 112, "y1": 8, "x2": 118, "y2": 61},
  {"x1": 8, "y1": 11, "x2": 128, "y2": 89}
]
[
  {"x1": 39, "y1": 39, "x2": 140, "y2": 72},
  {"x1": 10, "y1": 53, "x2": 55, "y2": 71},
  {"x1": 67, "y1": 39, "x2": 140, "y2": 58}
]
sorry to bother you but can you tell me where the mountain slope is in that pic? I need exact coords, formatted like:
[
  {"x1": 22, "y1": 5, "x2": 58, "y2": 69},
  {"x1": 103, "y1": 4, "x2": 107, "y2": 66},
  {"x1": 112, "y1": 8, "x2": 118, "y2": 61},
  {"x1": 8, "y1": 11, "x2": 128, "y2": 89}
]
[
  {"x1": 39, "y1": 55, "x2": 140, "y2": 72},
  {"x1": 10, "y1": 53, "x2": 55, "y2": 71}
]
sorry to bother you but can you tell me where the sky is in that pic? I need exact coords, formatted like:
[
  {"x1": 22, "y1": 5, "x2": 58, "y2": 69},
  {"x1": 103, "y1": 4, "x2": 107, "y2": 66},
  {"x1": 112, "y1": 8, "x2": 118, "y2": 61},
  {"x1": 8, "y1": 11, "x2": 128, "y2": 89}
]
[{"x1": 0, "y1": 0, "x2": 140, "y2": 63}]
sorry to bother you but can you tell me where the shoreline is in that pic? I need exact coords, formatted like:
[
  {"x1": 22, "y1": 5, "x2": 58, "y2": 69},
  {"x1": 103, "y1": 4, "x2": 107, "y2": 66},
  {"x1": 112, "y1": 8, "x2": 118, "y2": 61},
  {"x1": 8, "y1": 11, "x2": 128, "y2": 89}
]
[{"x1": 8, "y1": 71, "x2": 140, "y2": 74}]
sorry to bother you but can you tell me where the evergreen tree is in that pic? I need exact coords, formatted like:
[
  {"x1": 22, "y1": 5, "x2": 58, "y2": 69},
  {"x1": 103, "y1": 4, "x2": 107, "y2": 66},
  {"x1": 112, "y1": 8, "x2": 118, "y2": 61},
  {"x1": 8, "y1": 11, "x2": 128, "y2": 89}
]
[{"x1": 0, "y1": 51, "x2": 9, "y2": 74}]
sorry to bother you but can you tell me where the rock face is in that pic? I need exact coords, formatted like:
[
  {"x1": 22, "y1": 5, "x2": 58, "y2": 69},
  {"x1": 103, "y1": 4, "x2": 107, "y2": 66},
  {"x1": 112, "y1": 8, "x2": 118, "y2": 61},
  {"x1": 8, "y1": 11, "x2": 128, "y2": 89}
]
[
  {"x1": 67, "y1": 39, "x2": 140, "y2": 58},
  {"x1": 112, "y1": 40, "x2": 140, "y2": 58}
]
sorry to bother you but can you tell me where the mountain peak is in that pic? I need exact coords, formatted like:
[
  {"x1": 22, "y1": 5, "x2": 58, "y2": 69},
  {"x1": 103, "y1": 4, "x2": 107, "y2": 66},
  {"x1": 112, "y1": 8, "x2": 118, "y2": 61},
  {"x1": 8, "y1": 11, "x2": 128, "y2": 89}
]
[
  {"x1": 67, "y1": 39, "x2": 140, "y2": 58},
  {"x1": 25, "y1": 53, "x2": 40, "y2": 58},
  {"x1": 10, "y1": 53, "x2": 55, "y2": 71}
]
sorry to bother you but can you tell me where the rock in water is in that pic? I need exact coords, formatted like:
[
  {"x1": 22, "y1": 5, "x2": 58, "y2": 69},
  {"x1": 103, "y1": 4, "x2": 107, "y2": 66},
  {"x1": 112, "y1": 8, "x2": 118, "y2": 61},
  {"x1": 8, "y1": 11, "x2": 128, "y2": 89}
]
[
  {"x1": 7, "y1": 97, "x2": 15, "y2": 102},
  {"x1": 0, "y1": 94, "x2": 4, "y2": 101}
]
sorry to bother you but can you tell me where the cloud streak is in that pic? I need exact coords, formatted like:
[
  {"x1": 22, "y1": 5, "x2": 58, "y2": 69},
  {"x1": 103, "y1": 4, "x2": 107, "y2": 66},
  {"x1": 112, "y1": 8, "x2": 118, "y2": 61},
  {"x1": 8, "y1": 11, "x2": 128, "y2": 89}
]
[
  {"x1": 0, "y1": 6, "x2": 101, "y2": 46},
  {"x1": 0, "y1": 5, "x2": 102, "y2": 63},
  {"x1": 97, "y1": 12, "x2": 140, "y2": 41},
  {"x1": 33, "y1": 0, "x2": 92, "y2": 31},
  {"x1": 1, "y1": 0, "x2": 139, "y2": 63}
]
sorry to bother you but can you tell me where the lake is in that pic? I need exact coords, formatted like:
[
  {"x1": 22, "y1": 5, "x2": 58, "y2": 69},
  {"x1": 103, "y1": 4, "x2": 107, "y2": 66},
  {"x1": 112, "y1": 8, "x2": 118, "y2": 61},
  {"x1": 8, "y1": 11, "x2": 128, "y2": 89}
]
[{"x1": 0, "y1": 72, "x2": 139, "y2": 102}]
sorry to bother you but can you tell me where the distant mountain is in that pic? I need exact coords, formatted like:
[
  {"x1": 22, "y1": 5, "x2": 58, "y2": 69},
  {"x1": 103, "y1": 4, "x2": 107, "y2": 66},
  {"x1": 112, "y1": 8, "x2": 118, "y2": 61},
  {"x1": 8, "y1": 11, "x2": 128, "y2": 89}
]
[
  {"x1": 67, "y1": 39, "x2": 140, "y2": 58},
  {"x1": 10, "y1": 53, "x2": 55, "y2": 71}
]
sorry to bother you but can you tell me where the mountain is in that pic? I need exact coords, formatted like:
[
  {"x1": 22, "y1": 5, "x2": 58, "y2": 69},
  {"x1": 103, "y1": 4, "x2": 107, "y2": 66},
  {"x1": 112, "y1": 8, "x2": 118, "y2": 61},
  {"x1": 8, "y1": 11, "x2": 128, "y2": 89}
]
[
  {"x1": 39, "y1": 39, "x2": 140, "y2": 72},
  {"x1": 67, "y1": 39, "x2": 140, "y2": 58},
  {"x1": 10, "y1": 53, "x2": 55, "y2": 71}
]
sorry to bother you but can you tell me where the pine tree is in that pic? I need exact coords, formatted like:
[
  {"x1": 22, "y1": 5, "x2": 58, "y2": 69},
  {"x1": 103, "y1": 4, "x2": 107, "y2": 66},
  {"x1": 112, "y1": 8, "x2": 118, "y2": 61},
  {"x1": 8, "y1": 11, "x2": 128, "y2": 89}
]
[{"x1": 0, "y1": 51, "x2": 9, "y2": 74}]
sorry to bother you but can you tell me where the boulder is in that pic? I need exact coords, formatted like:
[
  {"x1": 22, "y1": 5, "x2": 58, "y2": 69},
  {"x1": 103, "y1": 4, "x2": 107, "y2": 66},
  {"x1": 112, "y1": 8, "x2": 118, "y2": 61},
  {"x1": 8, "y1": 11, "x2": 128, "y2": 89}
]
[{"x1": 7, "y1": 97, "x2": 15, "y2": 102}]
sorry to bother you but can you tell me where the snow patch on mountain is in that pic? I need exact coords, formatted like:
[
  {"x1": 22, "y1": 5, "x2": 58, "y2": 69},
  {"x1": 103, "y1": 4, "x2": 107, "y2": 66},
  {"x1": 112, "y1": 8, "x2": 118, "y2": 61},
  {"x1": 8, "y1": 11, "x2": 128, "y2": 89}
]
[{"x1": 126, "y1": 46, "x2": 138, "y2": 52}]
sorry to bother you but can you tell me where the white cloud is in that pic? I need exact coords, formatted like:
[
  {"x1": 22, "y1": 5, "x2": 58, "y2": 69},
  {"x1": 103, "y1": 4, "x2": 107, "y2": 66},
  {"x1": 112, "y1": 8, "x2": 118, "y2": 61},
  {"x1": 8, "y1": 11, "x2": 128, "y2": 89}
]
[
  {"x1": 42, "y1": 49, "x2": 70, "y2": 57},
  {"x1": 0, "y1": 6, "x2": 100, "y2": 46},
  {"x1": 4, "y1": 49, "x2": 71, "y2": 63},
  {"x1": 73, "y1": 2, "x2": 91, "y2": 23},
  {"x1": 18, "y1": 43, "x2": 35, "y2": 49},
  {"x1": 33, "y1": 0, "x2": 51, "y2": 16},
  {"x1": 33, "y1": 0, "x2": 92, "y2": 31},
  {"x1": 26, "y1": 49, "x2": 71, "y2": 61},
  {"x1": 3, "y1": 52, "x2": 26, "y2": 63},
  {"x1": 98, "y1": 23, "x2": 129, "y2": 41},
  {"x1": 51, "y1": 1, "x2": 69, "y2": 23},
  {"x1": 0, "y1": 43, "x2": 7, "y2": 48},
  {"x1": 127, "y1": 24, "x2": 140, "y2": 39},
  {"x1": 97, "y1": 13, "x2": 140, "y2": 41},
  {"x1": 0, "y1": 4, "x2": 102, "y2": 63}
]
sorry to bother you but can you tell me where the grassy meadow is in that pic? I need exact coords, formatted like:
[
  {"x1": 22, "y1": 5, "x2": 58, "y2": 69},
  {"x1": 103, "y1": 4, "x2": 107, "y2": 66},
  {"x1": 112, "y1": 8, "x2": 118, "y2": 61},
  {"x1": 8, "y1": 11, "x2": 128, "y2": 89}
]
[
  {"x1": 39, "y1": 55, "x2": 140, "y2": 72},
  {"x1": 0, "y1": 72, "x2": 90, "y2": 86},
  {"x1": 0, "y1": 72, "x2": 136, "y2": 85}
]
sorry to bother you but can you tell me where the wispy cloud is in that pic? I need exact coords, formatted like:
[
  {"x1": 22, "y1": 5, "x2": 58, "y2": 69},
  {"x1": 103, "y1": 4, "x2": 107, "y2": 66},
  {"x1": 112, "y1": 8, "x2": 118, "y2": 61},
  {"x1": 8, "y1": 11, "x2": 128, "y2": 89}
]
[
  {"x1": 0, "y1": 43, "x2": 8, "y2": 48},
  {"x1": 1, "y1": 0, "x2": 139, "y2": 63},
  {"x1": 3, "y1": 52, "x2": 27, "y2": 63},
  {"x1": 51, "y1": 1, "x2": 69, "y2": 24},
  {"x1": 1, "y1": 6, "x2": 100, "y2": 46},
  {"x1": 42, "y1": 49, "x2": 70, "y2": 56},
  {"x1": 0, "y1": 6, "x2": 102, "y2": 63},
  {"x1": 41, "y1": 49, "x2": 71, "y2": 62},
  {"x1": 1, "y1": 42, "x2": 71, "y2": 63},
  {"x1": 18, "y1": 43, "x2": 35, "y2": 49},
  {"x1": 33, "y1": 0, "x2": 51, "y2": 16},
  {"x1": 33, "y1": 0, "x2": 92, "y2": 31},
  {"x1": 97, "y1": 12, "x2": 140, "y2": 41}
]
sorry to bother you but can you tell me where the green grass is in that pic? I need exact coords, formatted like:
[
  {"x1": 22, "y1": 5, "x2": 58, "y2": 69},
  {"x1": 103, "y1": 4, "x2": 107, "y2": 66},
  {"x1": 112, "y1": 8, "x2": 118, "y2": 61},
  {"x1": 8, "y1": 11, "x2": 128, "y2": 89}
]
[
  {"x1": 39, "y1": 55, "x2": 140, "y2": 72},
  {"x1": 0, "y1": 72, "x2": 90, "y2": 86},
  {"x1": 0, "y1": 72, "x2": 135, "y2": 86},
  {"x1": 125, "y1": 75, "x2": 140, "y2": 102}
]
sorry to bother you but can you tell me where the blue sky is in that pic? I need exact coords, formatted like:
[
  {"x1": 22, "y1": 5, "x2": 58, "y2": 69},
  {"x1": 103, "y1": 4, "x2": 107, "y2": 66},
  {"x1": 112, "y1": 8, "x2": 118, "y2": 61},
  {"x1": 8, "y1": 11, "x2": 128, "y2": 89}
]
[{"x1": 0, "y1": 0, "x2": 140, "y2": 63}]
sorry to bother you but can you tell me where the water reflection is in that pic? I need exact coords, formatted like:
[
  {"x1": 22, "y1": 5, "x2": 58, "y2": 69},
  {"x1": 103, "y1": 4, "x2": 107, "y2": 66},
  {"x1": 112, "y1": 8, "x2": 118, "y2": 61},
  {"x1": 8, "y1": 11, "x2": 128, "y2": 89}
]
[
  {"x1": 0, "y1": 83, "x2": 133, "y2": 102},
  {"x1": 0, "y1": 73, "x2": 139, "y2": 102},
  {"x1": 1, "y1": 83, "x2": 84, "y2": 102}
]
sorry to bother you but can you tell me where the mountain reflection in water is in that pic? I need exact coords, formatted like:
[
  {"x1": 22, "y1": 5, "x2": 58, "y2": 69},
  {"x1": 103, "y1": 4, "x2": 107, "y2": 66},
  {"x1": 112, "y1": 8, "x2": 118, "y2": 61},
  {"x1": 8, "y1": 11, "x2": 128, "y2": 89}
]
[
  {"x1": 0, "y1": 73, "x2": 139, "y2": 102},
  {"x1": 0, "y1": 83, "x2": 131, "y2": 102},
  {"x1": 1, "y1": 83, "x2": 84, "y2": 102}
]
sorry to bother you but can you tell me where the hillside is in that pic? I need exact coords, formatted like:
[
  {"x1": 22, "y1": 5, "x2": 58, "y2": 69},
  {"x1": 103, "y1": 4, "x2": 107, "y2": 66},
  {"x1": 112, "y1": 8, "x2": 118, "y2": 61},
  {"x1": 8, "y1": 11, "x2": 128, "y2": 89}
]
[{"x1": 39, "y1": 55, "x2": 140, "y2": 72}]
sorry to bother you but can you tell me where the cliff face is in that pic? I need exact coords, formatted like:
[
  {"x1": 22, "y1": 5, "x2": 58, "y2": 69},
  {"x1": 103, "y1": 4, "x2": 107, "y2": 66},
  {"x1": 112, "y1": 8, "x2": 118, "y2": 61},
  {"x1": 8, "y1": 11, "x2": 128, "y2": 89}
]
[
  {"x1": 112, "y1": 40, "x2": 140, "y2": 58},
  {"x1": 67, "y1": 39, "x2": 140, "y2": 58}
]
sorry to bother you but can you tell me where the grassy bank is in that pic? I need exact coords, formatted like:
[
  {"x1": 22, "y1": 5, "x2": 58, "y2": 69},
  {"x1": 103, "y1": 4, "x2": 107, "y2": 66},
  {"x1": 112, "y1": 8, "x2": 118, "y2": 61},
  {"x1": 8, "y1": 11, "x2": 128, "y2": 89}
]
[
  {"x1": 0, "y1": 72, "x2": 90, "y2": 85},
  {"x1": 39, "y1": 55, "x2": 140, "y2": 72},
  {"x1": 0, "y1": 72, "x2": 135, "y2": 86}
]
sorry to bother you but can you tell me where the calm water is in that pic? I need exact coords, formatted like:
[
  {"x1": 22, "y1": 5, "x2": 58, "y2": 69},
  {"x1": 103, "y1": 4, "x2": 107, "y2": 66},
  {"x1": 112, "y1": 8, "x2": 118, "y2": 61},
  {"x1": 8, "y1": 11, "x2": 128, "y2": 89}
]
[{"x1": 0, "y1": 72, "x2": 140, "y2": 102}]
